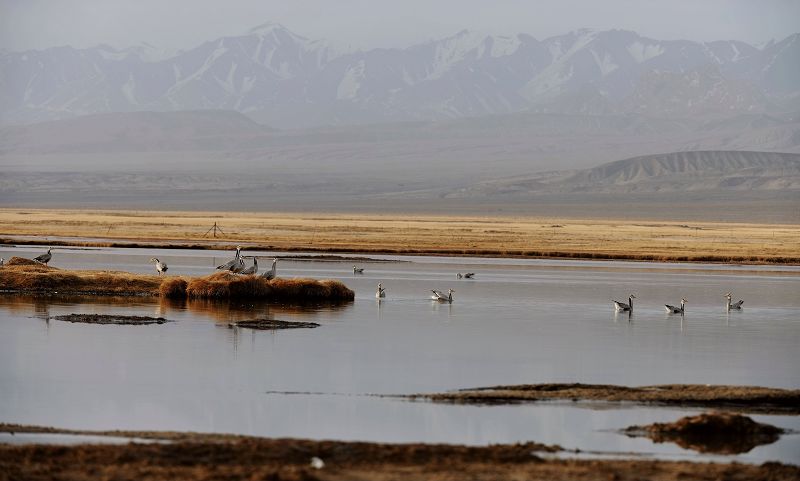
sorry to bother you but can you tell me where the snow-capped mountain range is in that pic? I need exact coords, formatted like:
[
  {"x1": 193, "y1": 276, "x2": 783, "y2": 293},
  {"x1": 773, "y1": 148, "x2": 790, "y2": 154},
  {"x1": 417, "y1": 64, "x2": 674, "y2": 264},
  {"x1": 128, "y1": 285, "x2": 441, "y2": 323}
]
[{"x1": 1, "y1": 23, "x2": 798, "y2": 127}]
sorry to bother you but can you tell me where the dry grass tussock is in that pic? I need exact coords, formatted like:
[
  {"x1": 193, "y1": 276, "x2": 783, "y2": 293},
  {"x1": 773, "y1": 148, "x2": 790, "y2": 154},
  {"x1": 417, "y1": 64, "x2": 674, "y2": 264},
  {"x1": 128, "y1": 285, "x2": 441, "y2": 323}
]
[
  {"x1": 186, "y1": 272, "x2": 353, "y2": 301},
  {"x1": 159, "y1": 277, "x2": 187, "y2": 298},
  {"x1": 0, "y1": 257, "x2": 162, "y2": 295},
  {"x1": 1, "y1": 258, "x2": 353, "y2": 301}
]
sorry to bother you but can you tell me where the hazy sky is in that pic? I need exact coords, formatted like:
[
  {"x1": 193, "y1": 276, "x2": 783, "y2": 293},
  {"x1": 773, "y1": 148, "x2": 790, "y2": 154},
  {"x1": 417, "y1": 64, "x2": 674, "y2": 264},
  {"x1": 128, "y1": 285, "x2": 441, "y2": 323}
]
[{"x1": 1, "y1": 0, "x2": 798, "y2": 52}]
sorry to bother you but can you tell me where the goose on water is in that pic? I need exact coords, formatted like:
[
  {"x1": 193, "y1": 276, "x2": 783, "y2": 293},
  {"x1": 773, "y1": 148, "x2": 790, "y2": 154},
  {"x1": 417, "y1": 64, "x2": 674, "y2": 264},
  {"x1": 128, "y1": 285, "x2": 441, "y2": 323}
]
[
  {"x1": 353, "y1": 265, "x2": 364, "y2": 274},
  {"x1": 612, "y1": 294, "x2": 636, "y2": 312},
  {"x1": 725, "y1": 292, "x2": 743, "y2": 310},
  {"x1": 150, "y1": 258, "x2": 168, "y2": 276},
  {"x1": 665, "y1": 298, "x2": 686, "y2": 314},
  {"x1": 457, "y1": 272, "x2": 475, "y2": 279},
  {"x1": 216, "y1": 245, "x2": 242, "y2": 271},
  {"x1": 376, "y1": 283, "x2": 386, "y2": 298},
  {"x1": 34, "y1": 247, "x2": 53, "y2": 265},
  {"x1": 431, "y1": 289, "x2": 454, "y2": 303},
  {"x1": 261, "y1": 259, "x2": 277, "y2": 280},
  {"x1": 240, "y1": 257, "x2": 258, "y2": 275}
]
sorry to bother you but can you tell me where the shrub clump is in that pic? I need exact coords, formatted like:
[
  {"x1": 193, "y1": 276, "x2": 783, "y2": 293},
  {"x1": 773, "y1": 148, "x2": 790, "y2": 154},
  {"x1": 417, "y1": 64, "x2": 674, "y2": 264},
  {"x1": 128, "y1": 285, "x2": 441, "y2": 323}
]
[
  {"x1": 159, "y1": 277, "x2": 188, "y2": 298},
  {"x1": 1, "y1": 260, "x2": 354, "y2": 302},
  {"x1": 186, "y1": 273, "x2": 354, "y2": 301}
]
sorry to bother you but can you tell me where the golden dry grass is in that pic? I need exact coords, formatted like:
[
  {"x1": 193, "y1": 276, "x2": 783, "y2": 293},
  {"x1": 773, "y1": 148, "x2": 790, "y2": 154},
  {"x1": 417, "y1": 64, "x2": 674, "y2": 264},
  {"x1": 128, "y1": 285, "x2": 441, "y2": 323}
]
[
  {"x1": 0, "y1": 258, "x2": 353, "y2": 301},
  {"x1": 186, "y1": 272, "x2": 353, "y2": 301},
  {"x1": 0, "y1": 257, "x2": 163, "y2": 295},
  {"x1": 1, "y1": 208, "x2": 799, "y2": 263},
  {"x1": 158, "y1": 277, "x2": 187, "y2": 298}
]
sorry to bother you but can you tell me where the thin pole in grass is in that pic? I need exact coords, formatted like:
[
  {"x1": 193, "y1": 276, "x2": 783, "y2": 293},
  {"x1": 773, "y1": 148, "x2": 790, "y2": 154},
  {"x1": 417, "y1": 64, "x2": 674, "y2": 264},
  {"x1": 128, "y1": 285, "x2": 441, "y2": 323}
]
[{"x1": 203, "y1": 222, "x2": 225, "y2": 238}]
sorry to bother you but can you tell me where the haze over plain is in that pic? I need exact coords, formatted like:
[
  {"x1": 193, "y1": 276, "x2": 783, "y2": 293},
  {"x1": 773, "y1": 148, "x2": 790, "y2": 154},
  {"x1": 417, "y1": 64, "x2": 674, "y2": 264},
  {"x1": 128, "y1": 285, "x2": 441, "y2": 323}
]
[{"x1": 1, "y1": 1, "x2": 798, "y2": 220}]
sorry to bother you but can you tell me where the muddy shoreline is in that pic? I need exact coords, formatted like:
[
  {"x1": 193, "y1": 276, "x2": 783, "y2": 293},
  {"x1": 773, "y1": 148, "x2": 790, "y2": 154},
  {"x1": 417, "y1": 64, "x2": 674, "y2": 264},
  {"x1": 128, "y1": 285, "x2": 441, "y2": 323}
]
[
  {"x1": 413, "y1": 383, "x2": 800, "y2": 414},
  {"x1": 1, "y1": 424, "x2": 797, "y2": 481}
]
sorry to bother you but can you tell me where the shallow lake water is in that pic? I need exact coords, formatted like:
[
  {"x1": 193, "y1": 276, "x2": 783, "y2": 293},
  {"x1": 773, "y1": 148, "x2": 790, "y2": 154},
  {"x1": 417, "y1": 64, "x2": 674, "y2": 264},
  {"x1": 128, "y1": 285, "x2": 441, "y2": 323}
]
[{"x1": 1, "y1": 245, "x2": 799, "y2": 463}]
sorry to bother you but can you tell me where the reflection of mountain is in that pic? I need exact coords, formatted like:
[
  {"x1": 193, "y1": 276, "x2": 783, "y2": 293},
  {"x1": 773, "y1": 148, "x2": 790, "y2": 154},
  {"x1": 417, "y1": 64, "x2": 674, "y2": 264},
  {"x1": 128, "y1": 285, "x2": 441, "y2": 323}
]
[
  {"x1": 2, "y1": 25, "x2": 798, "y2": 127},
  {"x1": 450, "y1": 151, "x2": 800, "y2": 196}
]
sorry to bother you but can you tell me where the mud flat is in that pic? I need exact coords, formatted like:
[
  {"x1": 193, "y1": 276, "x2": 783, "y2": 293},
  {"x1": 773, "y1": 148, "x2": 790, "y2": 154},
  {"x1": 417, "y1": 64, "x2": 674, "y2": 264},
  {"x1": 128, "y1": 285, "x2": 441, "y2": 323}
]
[
  {"x1": 1, "y1": 424, "x2": 798, "y2": 481},
  {"x1": 624, "y1": 412, "x2": 787, "y2": 455},
  {"x1": 413, "y1": 383, "x2": 800, "y2": 414},
  {"x1": 0, "y1": 258, "x2": 354, "y2": 302},
  {"x1": 228, "y1": 319, "x2": 320, "y2": 330}
]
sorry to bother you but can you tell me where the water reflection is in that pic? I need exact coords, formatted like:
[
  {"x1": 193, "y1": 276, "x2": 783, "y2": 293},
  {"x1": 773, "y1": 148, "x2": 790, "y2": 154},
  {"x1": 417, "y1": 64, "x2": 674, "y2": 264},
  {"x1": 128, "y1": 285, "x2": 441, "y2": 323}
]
[
  {"x1": 0, "y1": 294, "x2": 352, "y2": 324},
  {"x1": 1, "y1": 249, "x2": 800, "y2": 464}
]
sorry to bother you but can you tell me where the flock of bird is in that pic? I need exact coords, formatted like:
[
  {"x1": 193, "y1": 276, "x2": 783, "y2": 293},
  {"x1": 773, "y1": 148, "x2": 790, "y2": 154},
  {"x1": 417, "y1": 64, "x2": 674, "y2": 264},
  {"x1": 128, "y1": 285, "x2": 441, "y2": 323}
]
[
  {"x1": 613, "y1": 292, "x2": 744, "y2": 314},
  {"x1": 212, "y1": 246, "x2": 278, "y2": 280},
  {"x1": 10, "y1": 247, "x2": 746, "y2": 311}
]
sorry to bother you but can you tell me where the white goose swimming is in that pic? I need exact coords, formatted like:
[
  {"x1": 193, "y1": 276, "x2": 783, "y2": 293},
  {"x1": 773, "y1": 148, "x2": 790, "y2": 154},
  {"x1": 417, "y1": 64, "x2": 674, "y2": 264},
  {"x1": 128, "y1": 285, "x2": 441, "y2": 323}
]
[
  {"x1": 431, "y1": 289, "x2": 454, "y2": 303},
  {"x1": 376, "y1": 283, "x2": 386, "y2": 298},
  {"x1": 725, "y1": 292, "x2": 743, "y2": 311},
  {"x1": 240, "y1": 257, "x2": 258, "y2": 275},
  {"x1": 149, "y1": 257, "x2": 168, "y2": 276},
  {"x1": 613, "y1": 294, "x2": 636, "y2": 312},
  {"x1": 665, "y1": 298, "x2": 686, "y2": 314}
]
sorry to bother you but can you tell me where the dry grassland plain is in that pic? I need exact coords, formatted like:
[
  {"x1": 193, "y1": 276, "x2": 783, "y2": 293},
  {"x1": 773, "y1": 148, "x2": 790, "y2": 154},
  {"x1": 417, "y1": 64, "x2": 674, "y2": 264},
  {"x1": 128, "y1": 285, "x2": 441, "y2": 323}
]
[{"x1": 1, "y1": 208, "x2": 798, "y2": 263}]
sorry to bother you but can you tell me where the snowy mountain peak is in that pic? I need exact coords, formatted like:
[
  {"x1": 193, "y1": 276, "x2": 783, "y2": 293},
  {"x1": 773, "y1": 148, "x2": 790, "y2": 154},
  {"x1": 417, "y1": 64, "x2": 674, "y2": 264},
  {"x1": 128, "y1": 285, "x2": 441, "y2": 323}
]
[
  {"x1": 1, "y1": 28, "x2": 798, "y2": 128},
  {"x1": 247, "y1": 22, "x2": 292, "y2": 36}
]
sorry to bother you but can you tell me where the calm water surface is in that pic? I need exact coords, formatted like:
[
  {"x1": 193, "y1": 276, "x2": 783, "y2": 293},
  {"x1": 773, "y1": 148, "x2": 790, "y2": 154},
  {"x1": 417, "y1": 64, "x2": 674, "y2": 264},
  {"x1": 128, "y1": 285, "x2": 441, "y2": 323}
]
[{"x1": 1, "y1": 245, "x2": 798, "y2": 463}]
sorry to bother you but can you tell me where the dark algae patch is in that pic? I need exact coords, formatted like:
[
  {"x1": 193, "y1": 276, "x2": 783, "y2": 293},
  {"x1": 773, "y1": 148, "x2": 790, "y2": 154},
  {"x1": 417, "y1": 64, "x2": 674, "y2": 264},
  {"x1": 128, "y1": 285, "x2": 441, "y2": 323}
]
[
  {"x1": 624, "y1": 412, "x2": 786, "y2": 454},
  {"x1": 228, "y1": 319, "x2": 320, "y2": 330},
  {"x1": 53, "y1": 314, "x2": 172, "y2": 325},
  {"x1": 414, "y1": 383, "x2": 800, "y2": 414}
]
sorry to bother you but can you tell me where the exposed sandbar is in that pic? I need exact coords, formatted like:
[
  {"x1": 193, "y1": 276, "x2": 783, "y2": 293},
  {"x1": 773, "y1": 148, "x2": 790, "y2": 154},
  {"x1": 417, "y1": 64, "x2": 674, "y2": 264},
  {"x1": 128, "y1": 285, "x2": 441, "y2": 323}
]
[{"x1": 413, "y1": 383, "x2": 800, "y2": 414}]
